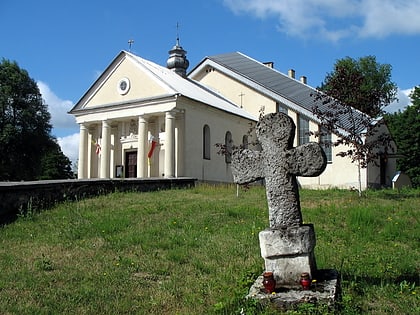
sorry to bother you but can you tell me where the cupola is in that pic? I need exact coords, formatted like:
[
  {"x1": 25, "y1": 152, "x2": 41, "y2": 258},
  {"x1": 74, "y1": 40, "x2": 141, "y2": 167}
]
[{"x1": 166, "y1": 37, "x2": 189, "y2": 77}]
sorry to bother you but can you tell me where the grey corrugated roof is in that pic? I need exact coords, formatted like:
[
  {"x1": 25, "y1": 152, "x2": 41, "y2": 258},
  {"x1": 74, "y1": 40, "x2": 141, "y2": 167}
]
[{"x1": 206, "y1": 52, "x2": 366, "y2": 132}]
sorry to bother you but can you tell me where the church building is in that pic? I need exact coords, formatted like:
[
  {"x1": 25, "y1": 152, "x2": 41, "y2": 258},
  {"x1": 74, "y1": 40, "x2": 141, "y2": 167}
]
[{"x1": 70, "y1": 40, "x2": 396, "y2": 189}]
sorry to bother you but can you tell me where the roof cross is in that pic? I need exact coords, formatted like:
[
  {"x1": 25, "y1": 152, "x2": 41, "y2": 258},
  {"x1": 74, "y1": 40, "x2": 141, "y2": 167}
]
[
  {"x1": 239, "y1": 92, "x2": 245, "y2": 108},
  {"x1": 128, "y1": 39, "x2": 134, "y2": 51}
]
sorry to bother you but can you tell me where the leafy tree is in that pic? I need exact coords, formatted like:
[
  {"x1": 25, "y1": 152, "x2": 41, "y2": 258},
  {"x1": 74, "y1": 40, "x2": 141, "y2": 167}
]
[
  {"x1": 320, "y1": 56, "x2": 397, "y2": 117},
  {"x1": 311, "y1": 56, "x2": 398, "y2": 195},
  {"x1": 39, "y1": 139, "x2": 74, "y2": 180},
  {"x1": 0, "y1": 58, "x2": 73, "y2": 180},
  {"x1": 385, "y1": 86, "x2": 420, "y2": 187}
]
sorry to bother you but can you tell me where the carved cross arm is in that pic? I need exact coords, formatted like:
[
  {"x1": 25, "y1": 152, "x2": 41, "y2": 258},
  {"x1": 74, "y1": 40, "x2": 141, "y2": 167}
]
[
  {"x1": 231, "y1": 149, "x2": 264, "y2": 184},
  {"x1": 290, "y1": 143, "x2": 327, "y2": 177}
]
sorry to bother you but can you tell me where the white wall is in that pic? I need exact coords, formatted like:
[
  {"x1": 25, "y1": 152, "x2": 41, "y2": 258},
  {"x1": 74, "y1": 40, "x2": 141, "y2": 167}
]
[{"x1": 180, "y1": 98, "x2": 256, "y2": 182}]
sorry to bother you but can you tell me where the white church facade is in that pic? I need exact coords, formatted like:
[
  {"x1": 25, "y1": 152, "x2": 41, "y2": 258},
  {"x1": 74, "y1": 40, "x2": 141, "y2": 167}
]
[{"x1": 70, "y1": 41, "x2": 397, "y2": 189}]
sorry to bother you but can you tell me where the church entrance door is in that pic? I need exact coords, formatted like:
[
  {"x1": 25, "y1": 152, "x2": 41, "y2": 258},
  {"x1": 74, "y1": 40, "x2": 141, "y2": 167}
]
[{"x1": 125, "y1": 151, "x2": 137, "y2": 178}]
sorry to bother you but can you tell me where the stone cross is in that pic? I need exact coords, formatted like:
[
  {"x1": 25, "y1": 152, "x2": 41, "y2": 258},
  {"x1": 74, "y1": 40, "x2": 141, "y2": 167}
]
[
  {"x1": 232, "y1": 112, "x2": 327, "y2": 284},
  {"x1": 231, "y1": 112, "x2": 327, "y2": 229}
]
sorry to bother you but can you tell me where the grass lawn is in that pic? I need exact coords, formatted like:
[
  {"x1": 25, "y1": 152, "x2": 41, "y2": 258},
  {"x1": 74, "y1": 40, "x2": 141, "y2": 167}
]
[{"x1": 0, "y1": 185, "x2": 419, "y2": 314}]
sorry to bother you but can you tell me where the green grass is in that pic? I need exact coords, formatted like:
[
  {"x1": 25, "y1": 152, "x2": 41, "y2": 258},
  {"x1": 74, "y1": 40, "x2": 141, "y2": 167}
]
[{"x1": 0, "y1": 185, "x2": 419, "y2": 314}]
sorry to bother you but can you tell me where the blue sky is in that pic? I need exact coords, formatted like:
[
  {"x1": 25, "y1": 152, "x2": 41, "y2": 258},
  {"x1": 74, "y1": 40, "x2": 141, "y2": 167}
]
[{"x1": 1, "y1": 0, "x2": 419, "y2": 165}]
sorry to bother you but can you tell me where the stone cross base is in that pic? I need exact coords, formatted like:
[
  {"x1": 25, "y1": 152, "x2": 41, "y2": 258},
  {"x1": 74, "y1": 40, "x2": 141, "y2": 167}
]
[
  {"x1": 247, "y1": 269, "x2": 340, "y2": 311},
  {"x1": 259, "y1": 224, "x2": 317, "y2": 285}
]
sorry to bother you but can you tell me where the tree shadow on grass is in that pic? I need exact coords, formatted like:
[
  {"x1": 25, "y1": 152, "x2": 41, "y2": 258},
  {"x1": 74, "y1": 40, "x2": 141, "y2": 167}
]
[
  {"x1": 341, "y1": 270, "x2": 419, "y2": 288},
  {"x1": 373, "y1": 188, "x2": 420, "y2": 201}
]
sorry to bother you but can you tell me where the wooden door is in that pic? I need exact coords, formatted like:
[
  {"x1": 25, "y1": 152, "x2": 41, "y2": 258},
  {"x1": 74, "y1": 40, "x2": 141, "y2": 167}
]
[{"x1": 125, "y1": 151, "x2": 137, "y2": 178}]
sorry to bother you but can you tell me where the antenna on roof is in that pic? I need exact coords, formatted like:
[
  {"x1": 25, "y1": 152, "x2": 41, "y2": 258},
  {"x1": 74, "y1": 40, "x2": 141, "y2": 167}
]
[{"x1": 128, "y1": 39, "x2": 134, "y2": 52}]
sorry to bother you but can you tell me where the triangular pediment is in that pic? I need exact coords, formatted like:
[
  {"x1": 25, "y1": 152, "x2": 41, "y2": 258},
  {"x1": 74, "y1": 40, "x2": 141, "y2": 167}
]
[{"x1": 71, "y1": 51, "x2": 175, "y2": 111}]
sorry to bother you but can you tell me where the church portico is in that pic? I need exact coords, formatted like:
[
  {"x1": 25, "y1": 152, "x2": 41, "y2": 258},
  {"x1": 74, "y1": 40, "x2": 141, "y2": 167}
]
[{"x1": 75, "y1": 110, "x2": 185, "y2": 180}]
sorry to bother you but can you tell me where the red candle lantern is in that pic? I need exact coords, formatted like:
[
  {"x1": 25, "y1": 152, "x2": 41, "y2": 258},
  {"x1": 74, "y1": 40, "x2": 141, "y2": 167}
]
[
  {"x1": 300, "y1": 272, "x2": 311, "y2": 290},
  {"x1": 262, "y1": 271, "x2": 276, "y2": 294}
]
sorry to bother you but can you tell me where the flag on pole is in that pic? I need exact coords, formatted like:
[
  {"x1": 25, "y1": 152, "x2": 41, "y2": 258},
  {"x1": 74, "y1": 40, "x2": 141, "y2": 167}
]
[
  {"x1": 95, "y1": 143, "x2": 101, "y2": 155},
  {"x1": 148, "y1": 139, "x2": 157, "y2": 158},
  {"x1": 92, "y1": 139, "x2": 101, "y2": 155}
]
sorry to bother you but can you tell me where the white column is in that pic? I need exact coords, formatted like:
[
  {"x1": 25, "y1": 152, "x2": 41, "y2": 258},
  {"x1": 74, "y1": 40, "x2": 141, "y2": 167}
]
[
  {"x1": 100, "y1": 120, "x2": 111, "y2": 178},
  {"x1": 77, "y1": 123, "x2": 88, "y2": 179},
  {"x1": 164, "y1": 111, "x2": 176, "y2": 178},
  {"x1": 137, "y1": 116, "x2": 148, "y2": 178},
  {"x1": 148, "y1": 121, "x2": 159, "y2": 177},
  {"x1": 110, "y1": 128, "x2": 115, "y2": 178},
  {"x1": 175, "y1": 112, "x2": 184, "y2": 177},
  {"x1": 87, "y1": 131, "x2": 93, "y2": 178}
]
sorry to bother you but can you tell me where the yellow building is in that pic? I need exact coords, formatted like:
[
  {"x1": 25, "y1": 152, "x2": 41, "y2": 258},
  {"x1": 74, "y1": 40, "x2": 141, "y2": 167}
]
[{"x1": 70, "y1": 43, "x2": 396, "y2": 189}]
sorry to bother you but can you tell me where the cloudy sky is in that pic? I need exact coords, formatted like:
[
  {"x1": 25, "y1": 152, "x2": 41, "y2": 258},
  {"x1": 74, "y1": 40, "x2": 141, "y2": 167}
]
[{"x1": 1, "y1": 0, "x2": 419, "y2": 166}]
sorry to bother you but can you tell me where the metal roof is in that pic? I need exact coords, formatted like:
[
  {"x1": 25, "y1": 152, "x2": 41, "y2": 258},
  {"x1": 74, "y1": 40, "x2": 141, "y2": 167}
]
[
  {"x1": 127, "y1": 52, "x2": 256, "y2": 120},
  {"x1": 204, "y1": 52, "x2": 366, "y2": 132},
  {"x1": 70, "y1": 51, "x2": 256, "y2": 121}
]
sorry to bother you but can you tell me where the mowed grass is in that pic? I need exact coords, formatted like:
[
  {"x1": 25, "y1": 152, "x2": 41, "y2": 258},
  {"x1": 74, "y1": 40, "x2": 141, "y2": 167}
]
[{"x1": 0, "y1": 185, "x2": 418, "y2": 314}]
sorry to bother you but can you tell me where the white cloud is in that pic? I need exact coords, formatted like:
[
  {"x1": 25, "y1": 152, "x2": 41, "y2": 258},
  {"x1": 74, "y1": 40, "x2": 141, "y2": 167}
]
[
  {"x1": 57, "y1": 133, "x2": 79, "y2": 168},
  {"x1": 37, "y1": 81, "x2": 77, "y2": 130},
  {"x1": 37, "y1": 81, "x2": 79, "y2": 165},
  {"x1": 385, "y1": 87, "x2": 413, "y2": 113},
  {"x1": 360, "y1": 1, "x2": 420, "y2": 38},
  {"x1": 223, "y1": 0, "x2": 420, "y2": 41}
]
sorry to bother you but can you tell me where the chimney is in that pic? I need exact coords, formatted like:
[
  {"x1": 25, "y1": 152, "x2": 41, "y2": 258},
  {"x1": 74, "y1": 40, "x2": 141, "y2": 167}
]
[
  {"x1": 263, "y1": 61, "x2": 274, "y2": 68},
  {"x1": 288, "y1": 69, "x2": 295, "y2": 79},
  {"x1": 300, "y1": 76, "x2": 307, "y2": 84}
]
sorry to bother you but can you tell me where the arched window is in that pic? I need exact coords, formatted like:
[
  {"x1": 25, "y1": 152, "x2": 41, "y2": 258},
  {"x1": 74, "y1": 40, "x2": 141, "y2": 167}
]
[
  {"x1": 203, "y1": 125, "x2": 210, "y2": 160},
  {"x1": 225, "y1": 131, "x2": 233, "y2": 164},
  {"x1": 242, "y1": 135, "x2": 249, "y2": 149}
]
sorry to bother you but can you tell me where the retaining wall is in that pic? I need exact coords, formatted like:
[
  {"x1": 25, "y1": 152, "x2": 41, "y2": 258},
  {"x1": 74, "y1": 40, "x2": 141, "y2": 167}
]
[{"x1": 0, "y1": 177, "x2": 196, "y2": 224}]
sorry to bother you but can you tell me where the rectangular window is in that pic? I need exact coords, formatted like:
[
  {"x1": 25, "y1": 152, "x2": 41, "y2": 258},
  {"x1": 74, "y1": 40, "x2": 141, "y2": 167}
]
[
  {"x1": 276, "y1": 102, "x2": 287, "y2": 114},
  {"x1": 320, "y1": 128, "x2": 332, "y2": 163},
  {"x1": 298, "y1": 116, "x2": 309, "y2": 145}
]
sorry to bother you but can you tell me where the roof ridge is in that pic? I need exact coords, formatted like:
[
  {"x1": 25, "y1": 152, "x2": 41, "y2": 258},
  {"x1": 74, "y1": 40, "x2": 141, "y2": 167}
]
[
  {"x1": 126, "y1": 51, "x2": 180, "y2": 94},
  {"x1": 127, "y1": 51, "x2": 256, "y2": 120}
]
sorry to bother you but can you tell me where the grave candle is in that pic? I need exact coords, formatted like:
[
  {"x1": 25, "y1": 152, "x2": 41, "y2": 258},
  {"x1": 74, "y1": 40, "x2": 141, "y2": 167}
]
[
  {"x1": 262, "y1": 271, "x2": 276, "y2": 293},
  {"x1": 300, "y1": 272, "x2": 311, "y2": 290}
]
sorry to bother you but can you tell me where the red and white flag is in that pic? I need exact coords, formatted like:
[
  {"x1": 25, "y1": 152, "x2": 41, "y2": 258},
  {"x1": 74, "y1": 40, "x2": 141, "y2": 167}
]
[
  {"x1": 95, "y1": 143, "x2": 101, "y2": 155},
  {"x1": 92, "y1": 139, "x2": 101, "y2": 155},
  {"x1": 148, "y1": 139, "x2": 157, "y2": 158}
]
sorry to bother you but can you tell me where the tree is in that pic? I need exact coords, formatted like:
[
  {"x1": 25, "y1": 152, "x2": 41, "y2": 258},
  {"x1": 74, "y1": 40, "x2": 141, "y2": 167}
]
[
  {"x1": 311, "y1": 56, "x2": 398, "y2": 195},
  {"x1": 0, "y1": 58, "x2": 73, "y2": 180},
  {"x1": 385, "y1": 86, "x2": 420, "y2": 187},
  {"x1": 39, "y1": 139, "x2": 74, "y2": 180},
  {"x1": 320, "y1": 56, "x2": 397, "y2": 117}
]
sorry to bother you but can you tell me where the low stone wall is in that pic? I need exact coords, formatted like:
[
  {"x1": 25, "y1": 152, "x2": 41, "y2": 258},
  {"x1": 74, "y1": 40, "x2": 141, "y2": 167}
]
[{"x1": 0, "y1": 177, "x2": 196, "y2": 224}]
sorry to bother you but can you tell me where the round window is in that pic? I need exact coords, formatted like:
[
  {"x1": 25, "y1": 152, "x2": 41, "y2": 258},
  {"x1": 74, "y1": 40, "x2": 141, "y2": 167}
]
[{"x1": 117, "y1": 77, "x2": 130, "y2": 95}]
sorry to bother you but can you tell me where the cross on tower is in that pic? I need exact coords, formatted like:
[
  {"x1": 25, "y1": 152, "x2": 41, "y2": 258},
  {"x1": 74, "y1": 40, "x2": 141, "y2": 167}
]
[{"x1": 231, "y1": 112, "x2": 327, "y2": 229}]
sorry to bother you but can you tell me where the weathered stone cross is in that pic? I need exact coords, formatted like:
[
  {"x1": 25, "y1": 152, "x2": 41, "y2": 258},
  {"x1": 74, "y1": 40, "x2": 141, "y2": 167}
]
[{"x1": 231, "y1": 112, "x2": 327, "y2": 229}]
